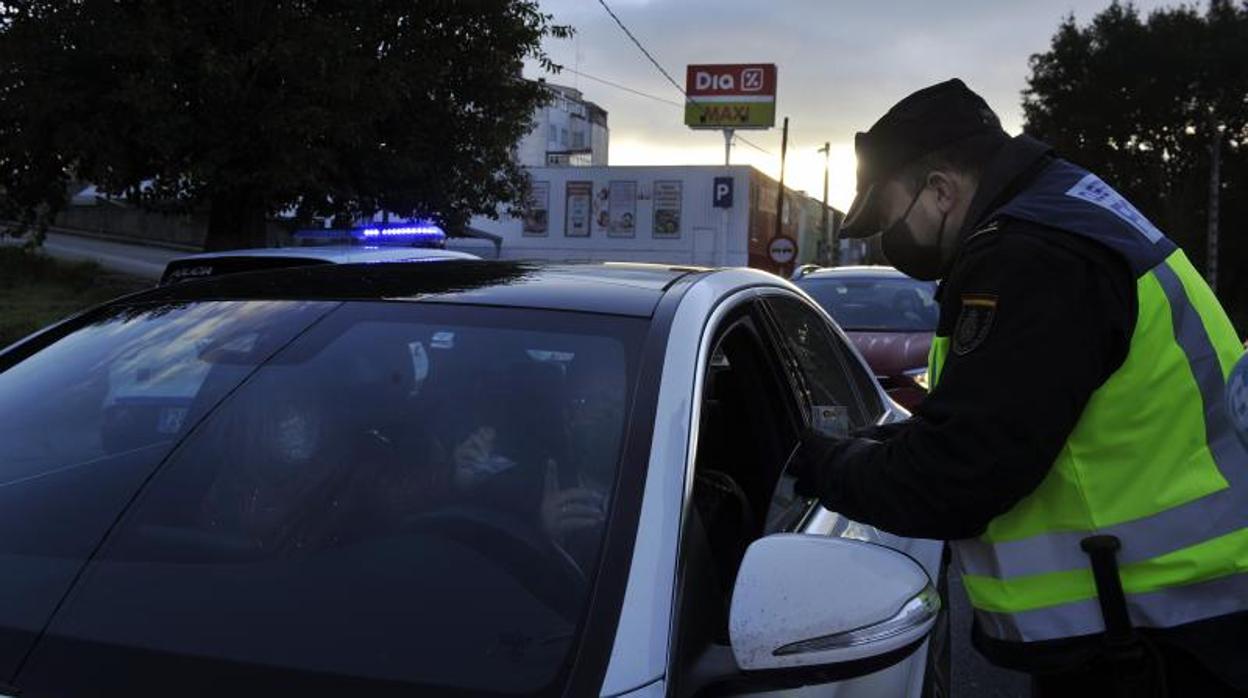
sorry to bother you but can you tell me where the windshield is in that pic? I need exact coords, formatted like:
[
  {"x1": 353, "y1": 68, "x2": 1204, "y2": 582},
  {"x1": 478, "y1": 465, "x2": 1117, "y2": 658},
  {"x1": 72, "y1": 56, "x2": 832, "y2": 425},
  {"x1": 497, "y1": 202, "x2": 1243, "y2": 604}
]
[
  {"x1": 49, "y1": 301, "x2": 646, "y2": 695},
  {"x1": 0, "y1": 300, "x2": 333, "y2": 678},
  {"x1": 798, "y1": 276, "x2": 939, "y2": 332}
]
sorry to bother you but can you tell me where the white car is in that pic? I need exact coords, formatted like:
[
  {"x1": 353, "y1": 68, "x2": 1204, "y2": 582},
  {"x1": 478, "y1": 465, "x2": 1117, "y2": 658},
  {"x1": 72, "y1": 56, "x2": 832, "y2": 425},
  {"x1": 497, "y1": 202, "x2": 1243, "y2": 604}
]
[{"x1": 0, "y1": 261, "x2": 947, "y2": 697}]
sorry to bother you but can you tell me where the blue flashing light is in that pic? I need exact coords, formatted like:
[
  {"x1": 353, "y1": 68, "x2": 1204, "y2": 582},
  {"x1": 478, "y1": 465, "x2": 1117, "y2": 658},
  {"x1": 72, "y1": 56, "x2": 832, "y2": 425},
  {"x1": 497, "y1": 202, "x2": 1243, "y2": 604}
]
[{"x1": 294, "y1": 222, "x2": 447, "y2": 248}]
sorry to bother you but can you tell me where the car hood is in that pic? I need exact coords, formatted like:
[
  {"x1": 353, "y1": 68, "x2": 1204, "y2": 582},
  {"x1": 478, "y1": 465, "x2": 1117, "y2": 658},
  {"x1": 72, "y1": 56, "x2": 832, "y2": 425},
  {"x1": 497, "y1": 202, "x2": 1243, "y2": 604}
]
[{"x1": 846, "y1": 331, "x2": 932, "y2": 376}]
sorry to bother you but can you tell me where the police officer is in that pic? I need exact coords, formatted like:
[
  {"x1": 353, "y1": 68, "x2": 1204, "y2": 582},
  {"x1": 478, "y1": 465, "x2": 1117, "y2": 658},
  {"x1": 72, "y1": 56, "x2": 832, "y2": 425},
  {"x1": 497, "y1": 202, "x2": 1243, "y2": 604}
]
[{"x1": 795, "y1": 79, "x2": 1248, "y2": 695}]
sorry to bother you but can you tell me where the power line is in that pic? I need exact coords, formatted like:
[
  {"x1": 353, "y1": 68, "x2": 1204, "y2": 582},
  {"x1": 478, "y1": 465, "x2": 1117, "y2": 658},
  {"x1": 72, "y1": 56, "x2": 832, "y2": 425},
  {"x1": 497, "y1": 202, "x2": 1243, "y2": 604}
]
[
  {"x1": 557, "y1": 68, "x2": 685, "y2": 109},
  {"x1": 596, "y1": 0, "x2": 778, "y2": 159},
  {"x1": 734, "y1": 134, "x2": 774, "y2": 156},
  {"x1": 594, "y1": 0, "x2": 690, "y2": 101}
]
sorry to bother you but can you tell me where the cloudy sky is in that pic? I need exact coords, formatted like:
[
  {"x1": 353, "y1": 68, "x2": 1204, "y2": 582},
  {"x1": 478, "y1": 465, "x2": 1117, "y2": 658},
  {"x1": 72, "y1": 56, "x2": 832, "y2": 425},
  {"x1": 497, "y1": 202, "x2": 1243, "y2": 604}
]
[{"x1": 526, "y1": 0, "x2": 1175, "y2": 210}]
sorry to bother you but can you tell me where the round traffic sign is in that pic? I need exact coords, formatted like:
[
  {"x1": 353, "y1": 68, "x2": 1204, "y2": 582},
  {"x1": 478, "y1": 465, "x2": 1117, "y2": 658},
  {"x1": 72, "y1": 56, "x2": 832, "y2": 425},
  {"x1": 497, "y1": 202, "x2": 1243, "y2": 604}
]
[
  {"x1": 768, "y1": 235, "x2": 797, "y2": 265},
  {"x1": 1228, "y1": 353, "x2": 1248, "y2": 449}
]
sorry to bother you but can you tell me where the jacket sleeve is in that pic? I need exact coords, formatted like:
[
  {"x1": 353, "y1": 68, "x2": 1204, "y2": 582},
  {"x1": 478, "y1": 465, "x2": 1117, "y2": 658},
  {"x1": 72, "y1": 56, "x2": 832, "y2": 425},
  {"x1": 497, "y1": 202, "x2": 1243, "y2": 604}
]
[{"x1": 812, "y1": 225, "x2": 1135, "y2": 539}]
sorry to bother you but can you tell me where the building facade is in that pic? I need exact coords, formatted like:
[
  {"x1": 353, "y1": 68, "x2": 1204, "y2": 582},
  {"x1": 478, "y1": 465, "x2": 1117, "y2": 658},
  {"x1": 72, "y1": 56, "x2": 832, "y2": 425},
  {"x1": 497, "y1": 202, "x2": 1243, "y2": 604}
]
[
  {"x1": 456, "y1": 165, "x2": 854, "y2": 276},
  {"x1": 514, "y1": 84, "x2": 609, "y2": 168}
]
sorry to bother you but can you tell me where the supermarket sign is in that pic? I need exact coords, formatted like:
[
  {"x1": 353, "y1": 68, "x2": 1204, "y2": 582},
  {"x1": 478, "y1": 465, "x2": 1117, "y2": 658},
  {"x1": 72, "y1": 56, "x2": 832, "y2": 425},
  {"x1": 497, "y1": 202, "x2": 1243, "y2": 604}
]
[{"x1": 684, "y1": 64, "x2": 777, "y2": 130}]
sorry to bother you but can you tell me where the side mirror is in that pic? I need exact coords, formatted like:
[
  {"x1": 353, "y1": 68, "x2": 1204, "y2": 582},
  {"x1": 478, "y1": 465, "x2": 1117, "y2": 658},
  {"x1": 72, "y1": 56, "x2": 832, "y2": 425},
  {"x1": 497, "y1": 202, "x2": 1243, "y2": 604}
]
[{"x1": 729, "y1": 534, "x2": 938, "y2": 680}]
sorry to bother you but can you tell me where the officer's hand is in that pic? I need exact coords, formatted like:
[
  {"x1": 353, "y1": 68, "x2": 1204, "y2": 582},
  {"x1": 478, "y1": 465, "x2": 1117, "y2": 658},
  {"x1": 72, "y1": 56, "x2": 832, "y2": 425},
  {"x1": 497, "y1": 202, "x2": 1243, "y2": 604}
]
[{"x1": 791, "y1": 429, "x2": 845, "y2": 500}]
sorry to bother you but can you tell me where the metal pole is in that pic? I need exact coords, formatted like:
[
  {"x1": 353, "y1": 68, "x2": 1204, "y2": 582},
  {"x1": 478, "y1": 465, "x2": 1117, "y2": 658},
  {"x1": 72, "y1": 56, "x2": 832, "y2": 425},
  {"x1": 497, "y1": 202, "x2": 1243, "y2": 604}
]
[
  {"x1": 1207, "y1": 116, "x2": 1222, "y2": 293},
  {"x1": 723, "y1": 128, "x2": 734, "y2": 166},
  {"x1": 819, "y1": 142, "x2": 830, "y2": 266},
  {"x1": 773, "y1": 117, "x2": 789, "y2": 247}
]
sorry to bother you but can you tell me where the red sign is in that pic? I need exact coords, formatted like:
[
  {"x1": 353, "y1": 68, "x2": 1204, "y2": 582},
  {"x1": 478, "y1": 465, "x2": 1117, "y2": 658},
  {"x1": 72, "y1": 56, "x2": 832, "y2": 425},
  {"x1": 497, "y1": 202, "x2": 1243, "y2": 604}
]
[{"x1": 686, "y1": 64, "x2": 778, "y2": 98}]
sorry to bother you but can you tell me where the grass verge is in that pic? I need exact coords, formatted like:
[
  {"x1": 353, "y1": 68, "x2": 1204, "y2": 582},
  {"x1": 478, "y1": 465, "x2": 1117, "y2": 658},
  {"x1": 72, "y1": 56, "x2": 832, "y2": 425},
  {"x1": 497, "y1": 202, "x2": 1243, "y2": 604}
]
[{"x1": 0, "y1": 246, "x2": 150, "y2": 347}]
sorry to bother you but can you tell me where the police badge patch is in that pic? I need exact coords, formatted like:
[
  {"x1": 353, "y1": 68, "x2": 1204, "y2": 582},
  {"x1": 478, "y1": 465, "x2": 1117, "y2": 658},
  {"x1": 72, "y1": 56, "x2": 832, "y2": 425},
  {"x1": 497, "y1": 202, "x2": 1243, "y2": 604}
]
[{"x1": 953, "y1": 294, "x2": 998, "y2": 356}]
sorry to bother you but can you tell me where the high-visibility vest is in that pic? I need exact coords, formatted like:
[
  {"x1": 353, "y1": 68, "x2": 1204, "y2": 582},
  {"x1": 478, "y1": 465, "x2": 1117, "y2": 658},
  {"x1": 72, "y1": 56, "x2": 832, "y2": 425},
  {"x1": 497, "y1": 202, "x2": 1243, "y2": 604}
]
[{"x1": 929, "y1": 158, "x2": 1248, "y2": 643}]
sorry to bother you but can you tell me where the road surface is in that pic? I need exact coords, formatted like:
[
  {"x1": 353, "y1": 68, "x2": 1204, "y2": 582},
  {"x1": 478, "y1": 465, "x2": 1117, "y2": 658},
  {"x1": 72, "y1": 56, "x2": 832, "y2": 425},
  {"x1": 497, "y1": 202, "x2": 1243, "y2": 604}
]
[
  {"x1": 38, "y1": 230, "x2": 182, "y2": 280},
  {"x1": 951, "y1": 569, "x2": 1031, "y2": 697}
]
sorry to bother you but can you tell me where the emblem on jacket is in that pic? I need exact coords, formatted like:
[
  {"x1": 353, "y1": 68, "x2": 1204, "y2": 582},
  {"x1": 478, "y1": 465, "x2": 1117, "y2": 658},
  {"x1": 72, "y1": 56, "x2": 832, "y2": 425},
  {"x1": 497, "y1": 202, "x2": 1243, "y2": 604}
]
[{"x1": 953, "y1": 294, "x2": 998, "y2": 356}]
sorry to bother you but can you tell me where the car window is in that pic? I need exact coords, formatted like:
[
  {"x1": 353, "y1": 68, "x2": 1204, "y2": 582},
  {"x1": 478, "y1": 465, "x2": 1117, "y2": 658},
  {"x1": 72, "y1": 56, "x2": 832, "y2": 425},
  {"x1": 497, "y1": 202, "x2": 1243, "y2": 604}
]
[
  {"x1": 797, "y1": 276, "x2": 938, "y2": 332},
  {"x1": 0, "y1": 300, "x2": 332, "y2": 679},
  {"x1": 32, "y1": 302, "x2": 647, "y2": 696},
  {"x1": 764, "y1": 295, "x2": 876, "y2": 428},
  {"x1": 674, "y1": 305, "x2": 804, "y2": 695}
]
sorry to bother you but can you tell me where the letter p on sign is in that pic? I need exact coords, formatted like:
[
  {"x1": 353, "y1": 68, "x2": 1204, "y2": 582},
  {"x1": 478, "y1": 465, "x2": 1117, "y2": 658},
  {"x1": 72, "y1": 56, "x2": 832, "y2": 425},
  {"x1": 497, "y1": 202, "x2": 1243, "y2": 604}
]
[{"x1": 713, "y1": 177, "x2": 734, "y2": 208}]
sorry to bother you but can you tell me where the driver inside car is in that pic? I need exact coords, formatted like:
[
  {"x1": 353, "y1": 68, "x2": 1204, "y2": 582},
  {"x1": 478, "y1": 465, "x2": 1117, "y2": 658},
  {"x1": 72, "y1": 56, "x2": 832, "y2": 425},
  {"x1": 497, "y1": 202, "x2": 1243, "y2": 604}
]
[{"x1": 451, "y1": 355, "x2": 625, "y2": 566}]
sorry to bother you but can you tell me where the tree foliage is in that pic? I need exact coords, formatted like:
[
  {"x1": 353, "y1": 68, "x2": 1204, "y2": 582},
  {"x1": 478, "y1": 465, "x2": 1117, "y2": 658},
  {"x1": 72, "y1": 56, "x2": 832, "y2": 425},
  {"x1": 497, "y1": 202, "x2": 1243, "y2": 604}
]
[
  {"x1": 1023, "y1": 0, "x2": 1248, "y2": 331},
  {"x1": 0, "y1": 1, "x2": 570, "y2": 249}
]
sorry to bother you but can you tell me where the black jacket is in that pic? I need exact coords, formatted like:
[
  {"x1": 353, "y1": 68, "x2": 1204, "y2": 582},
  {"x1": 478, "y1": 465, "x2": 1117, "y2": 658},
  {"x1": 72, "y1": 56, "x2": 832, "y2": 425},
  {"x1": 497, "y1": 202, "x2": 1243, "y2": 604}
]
[{"x1": 809, "y1": 135, "x2": 1247, "y2": 686}]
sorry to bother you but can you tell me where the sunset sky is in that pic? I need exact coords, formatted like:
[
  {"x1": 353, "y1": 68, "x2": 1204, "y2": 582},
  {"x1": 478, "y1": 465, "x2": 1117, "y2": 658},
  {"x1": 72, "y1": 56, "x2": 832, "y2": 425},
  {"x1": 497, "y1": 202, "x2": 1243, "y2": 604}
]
[{"x1": 526, "y1": 0, "x2": 1174, "y2": 211}]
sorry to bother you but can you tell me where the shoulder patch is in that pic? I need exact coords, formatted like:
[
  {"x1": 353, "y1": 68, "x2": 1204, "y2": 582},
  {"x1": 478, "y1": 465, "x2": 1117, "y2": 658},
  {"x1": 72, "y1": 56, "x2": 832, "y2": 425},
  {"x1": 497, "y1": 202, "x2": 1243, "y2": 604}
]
[{"x1": 953, "y1": 294, "x2": 997, "y2": 356}]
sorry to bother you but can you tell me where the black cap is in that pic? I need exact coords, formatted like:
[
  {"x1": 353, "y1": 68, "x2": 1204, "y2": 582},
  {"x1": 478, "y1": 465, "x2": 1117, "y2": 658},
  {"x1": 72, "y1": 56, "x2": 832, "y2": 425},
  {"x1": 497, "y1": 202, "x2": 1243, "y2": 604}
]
[{"x1": 841, "y1": 79, "x2": 1005, "y2": 238}]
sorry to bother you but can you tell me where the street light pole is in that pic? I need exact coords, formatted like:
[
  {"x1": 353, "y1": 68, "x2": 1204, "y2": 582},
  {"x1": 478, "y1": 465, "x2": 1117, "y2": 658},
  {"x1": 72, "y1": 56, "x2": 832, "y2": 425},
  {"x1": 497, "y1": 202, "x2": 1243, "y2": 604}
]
[
  {"x1": 773, "y1": 117, "x2": 789, "y2": 248},
  {"x1": 818, "y1": 141, "x2": 831, "y2": 266}
]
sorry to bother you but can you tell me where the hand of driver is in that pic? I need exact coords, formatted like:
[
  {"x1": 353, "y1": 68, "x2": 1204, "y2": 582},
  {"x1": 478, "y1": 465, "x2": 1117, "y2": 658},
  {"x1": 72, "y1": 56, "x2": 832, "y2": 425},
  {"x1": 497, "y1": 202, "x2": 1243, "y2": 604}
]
[{"x1": 541, "y1": 459, "x2": 605, "y2": 541}]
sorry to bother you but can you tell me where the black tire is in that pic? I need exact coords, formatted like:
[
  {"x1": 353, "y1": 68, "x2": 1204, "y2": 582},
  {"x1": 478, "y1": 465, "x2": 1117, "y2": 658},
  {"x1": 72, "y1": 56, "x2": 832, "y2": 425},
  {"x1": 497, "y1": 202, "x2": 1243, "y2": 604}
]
[{"x1": 922, "y1": 548, "x2": 952, "y2": 698}]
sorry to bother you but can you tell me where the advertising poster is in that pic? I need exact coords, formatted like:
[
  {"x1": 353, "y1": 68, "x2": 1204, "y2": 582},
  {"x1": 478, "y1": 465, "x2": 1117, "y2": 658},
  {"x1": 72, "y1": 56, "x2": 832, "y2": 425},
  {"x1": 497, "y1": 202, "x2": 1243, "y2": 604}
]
[
  {"x1": 565, "y1": 181, "x2": 592, "y2": 237},
  {"x1": 608, "y1": 181, "x2": 637, "y2": 237},
  {"x1": 523, "y1": 181, "x2": 549, "y2": 236},
  {"x1": 653, "y1": 181, "x2": 683, "y2": 238}
]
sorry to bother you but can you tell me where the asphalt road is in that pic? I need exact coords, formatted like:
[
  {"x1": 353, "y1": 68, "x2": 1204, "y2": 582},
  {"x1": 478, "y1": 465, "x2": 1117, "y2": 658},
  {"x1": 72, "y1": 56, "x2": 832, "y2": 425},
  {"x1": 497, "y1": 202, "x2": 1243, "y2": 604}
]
[
  {"x1": 950, "y1": 569, "x2": 1031, "y2": 697},
  {"x1": 38, "y1": 230, "x2": 179, "y2": 280},
  {"x1": 3, "y1": 227, "x2": 180, "y2": 281}
]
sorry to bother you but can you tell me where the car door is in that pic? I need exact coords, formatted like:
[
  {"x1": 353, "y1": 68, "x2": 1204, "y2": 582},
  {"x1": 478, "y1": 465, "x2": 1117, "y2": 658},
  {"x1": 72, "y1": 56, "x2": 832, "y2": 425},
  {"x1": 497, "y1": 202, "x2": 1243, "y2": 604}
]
[
  {"x1": 758, "y1": 290, "x2": 941, "y2": 558},
  {"x1": 667, "y1": 296, "x2": 806, "y2": 697},
  {"x1": 667, "y1": 289, "x2": 941, "y2": 698},
  {"x1": 756, "y1": 289, "x2": 944, "y2": 697}
]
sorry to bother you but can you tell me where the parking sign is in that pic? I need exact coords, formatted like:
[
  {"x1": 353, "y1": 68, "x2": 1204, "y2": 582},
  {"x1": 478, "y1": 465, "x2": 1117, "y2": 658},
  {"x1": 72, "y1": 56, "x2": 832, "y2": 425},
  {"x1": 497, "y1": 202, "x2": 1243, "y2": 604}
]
[{"x1": 713, "y1": 177, "x2": 734, "y2": 208}]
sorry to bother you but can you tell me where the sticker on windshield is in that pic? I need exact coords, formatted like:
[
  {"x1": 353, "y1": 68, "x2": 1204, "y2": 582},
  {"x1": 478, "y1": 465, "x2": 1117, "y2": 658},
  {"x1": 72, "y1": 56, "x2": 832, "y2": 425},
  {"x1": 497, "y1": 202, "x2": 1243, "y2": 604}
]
[
  {"x1": 431, "y1": 331, "x2": 455, "y2": 350},
  {"x1": 1065, "y1": 173, "x2": 1164, "y2": 243},
  {"x1": 811, "y1": 405, "x2": 849, "y2": 439}
]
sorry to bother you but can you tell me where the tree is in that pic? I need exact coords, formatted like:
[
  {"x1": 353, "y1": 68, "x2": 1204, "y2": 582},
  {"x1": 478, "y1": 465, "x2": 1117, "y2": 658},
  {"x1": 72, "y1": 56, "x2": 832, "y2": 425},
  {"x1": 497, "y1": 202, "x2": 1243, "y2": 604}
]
[
  {"x1": 0, "y1": 1, "x2": 570, "y2": 250},
  {"x1": 1023, "y1": 0, "x2": 1248, "y2": 332}
]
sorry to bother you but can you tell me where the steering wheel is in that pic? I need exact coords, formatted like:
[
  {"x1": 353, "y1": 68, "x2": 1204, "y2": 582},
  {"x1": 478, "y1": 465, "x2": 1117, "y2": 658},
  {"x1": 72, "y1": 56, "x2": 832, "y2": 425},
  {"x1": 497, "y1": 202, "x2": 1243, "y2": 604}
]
[{"x1": 406, "y1": 504, "x2": 590, "y2": 620}]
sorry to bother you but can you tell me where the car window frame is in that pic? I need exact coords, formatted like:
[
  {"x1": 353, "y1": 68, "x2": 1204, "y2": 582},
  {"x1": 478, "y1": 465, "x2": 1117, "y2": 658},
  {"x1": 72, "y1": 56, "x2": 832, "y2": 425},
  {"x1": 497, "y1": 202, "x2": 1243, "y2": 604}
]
[
  {"x1": 668, "y1": 294, "x2": 813, "y2": 697},
  {"x1": 755, "y1": 290, "x2": 884, "y2": 429}
]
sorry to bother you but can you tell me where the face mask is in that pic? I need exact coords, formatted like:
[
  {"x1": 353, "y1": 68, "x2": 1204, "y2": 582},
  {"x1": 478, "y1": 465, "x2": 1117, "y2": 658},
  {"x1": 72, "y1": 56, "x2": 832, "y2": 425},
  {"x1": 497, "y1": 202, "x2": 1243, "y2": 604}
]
[{"x1": 881, "y1": 183, "x2": 949, "y2": 281}]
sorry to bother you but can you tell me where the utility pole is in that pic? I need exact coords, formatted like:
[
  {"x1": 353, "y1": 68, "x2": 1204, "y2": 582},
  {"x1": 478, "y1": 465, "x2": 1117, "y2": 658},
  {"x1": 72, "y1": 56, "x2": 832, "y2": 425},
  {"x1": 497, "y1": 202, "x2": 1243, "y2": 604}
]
[
  {"x1": 723, "y1": 128, "x2": 734, "y2": 166},
  {"x1": 1207, "y1": 114, "x2": 1222, "y2": 293},
  {"x1": 818, "y1": 142, "x2": 831, "y2": 266},
  {"x1": 773, "y1": 117, "x2": 789, "y2": 246}
]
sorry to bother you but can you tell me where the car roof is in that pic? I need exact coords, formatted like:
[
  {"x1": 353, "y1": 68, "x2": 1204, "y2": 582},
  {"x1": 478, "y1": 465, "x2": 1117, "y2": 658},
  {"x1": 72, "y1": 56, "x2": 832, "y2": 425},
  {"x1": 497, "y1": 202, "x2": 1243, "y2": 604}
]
[
  {"x1": 796, "y1": 265, "x2": 912, "y2": 280},
  {"x1": 168, "y1": 246, "x2": 478, "y2": 264},
  {"x1": 132, "y1": 260, "x2": 706, "y2": 318}
]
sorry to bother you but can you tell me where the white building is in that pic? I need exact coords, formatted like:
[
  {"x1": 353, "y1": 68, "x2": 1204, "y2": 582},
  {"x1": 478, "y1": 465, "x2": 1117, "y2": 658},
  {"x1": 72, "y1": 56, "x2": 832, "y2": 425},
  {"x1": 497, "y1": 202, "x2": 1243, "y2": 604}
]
[
  {"x1": 454, "y1": 165, "x2": 855, "y2": 276},
  {"x1": 515, "y1": 84, "x2": 609, "y2": 168}
]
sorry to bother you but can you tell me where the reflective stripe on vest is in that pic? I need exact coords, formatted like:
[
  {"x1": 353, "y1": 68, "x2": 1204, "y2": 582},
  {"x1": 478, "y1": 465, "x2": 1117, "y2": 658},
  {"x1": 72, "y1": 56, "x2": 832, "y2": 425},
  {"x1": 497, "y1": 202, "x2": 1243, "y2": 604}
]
[{"x1": 926, "y1": 160, "x2": 1248, "y2": 643}]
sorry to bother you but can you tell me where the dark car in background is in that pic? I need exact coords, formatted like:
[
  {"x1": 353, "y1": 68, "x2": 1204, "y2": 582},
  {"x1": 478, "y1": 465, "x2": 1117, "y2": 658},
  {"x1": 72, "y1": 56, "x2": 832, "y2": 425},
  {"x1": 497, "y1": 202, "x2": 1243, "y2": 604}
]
[{"x1": 795, "y1": 266, "x2": 938, "y2": 410}]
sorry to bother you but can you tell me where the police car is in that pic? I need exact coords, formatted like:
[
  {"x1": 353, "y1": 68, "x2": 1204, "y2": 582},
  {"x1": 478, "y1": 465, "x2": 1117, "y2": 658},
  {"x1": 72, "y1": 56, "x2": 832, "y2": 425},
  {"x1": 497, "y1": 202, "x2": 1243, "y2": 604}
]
[
  {"x1": 0, "y1": 260, "x2": 946, "y2": 697},
  {"x1": 159, "y1": 224, "x2": 479, "y2": 285}
]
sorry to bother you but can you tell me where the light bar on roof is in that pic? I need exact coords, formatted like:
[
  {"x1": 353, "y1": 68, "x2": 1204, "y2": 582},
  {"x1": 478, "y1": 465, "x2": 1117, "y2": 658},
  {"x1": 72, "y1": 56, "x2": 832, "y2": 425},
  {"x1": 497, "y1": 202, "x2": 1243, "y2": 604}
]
[{"x1": 293, "y1": 222, "x2": 447, "y2": 247}]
